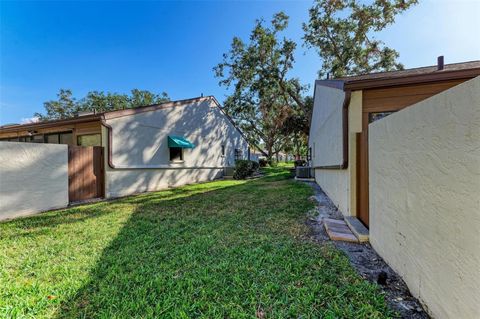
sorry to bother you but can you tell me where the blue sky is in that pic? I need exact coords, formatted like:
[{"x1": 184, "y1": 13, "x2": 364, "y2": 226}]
[{"x1": 1, "y1": 0, "x2": 479, "y2": 124}]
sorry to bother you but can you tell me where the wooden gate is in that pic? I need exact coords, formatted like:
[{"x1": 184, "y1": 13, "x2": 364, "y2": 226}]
[{"x1": 68, "y1": 146, "x2": 104, "y2": 202}]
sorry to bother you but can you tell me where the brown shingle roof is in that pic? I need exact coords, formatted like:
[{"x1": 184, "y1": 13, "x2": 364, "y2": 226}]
[{"x1": 337, "y1": 60, "x2": 480, "y2": 82}]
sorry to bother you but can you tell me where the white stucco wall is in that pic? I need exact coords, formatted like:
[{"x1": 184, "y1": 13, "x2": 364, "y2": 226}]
[
  {"x1": 310, "y1": 88, "x2": 362, "y2": 216},
  {"x1": 103, "y1": 98, "x2": 248, "y2": 198},
  {"x1": 369, "y1": 76, "x2": 480, "y2": 318},
  {"x1": 0, "y1": 142, "x2": 68, "y2": 220},
  {"x1": 310, "y1": 83, "x2": 346, "y2": 166}
]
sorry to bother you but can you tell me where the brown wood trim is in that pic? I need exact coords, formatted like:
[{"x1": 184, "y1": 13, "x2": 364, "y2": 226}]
[
  {"x1": 0, "y1": 116, "x2": 101, "y2": 133},
  {"x1": 344, "y1": 68, "x2": 480, "y2": 91}
]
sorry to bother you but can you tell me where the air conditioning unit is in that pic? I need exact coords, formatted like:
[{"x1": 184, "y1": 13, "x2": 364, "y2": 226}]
[{"x1": 296, "y1": 166, "x2": 311, "y2": 178}]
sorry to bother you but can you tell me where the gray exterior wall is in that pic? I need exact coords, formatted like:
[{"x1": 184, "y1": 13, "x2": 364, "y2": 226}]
[
  {"x1": 103, "y1": 98, "x2": 248, "y2": 198},
  {"x1": 0, "y1": 142, "x2": 68, "y2": 220}
]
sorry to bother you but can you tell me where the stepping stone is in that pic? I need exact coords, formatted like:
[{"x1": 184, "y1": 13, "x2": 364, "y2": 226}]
[
  {"x1": 324, "y1": 218, "x2": 359, "y2": 243},
  {"x1": 345, "y1": 216, "x2": 369, "y2": 242}
]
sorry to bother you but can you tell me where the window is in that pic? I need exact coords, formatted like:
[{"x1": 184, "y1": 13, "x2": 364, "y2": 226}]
[
  {"x1": 45, "y1": 134, "x2": 59, "y2": 144},
  {"x1": 369, "y1": 112, "x2": 395, "y2": 123},
  {"x1": 77, "y1": 134, "x2": 101, "y2": 146},
  {"x1": 43, "y1": 132, "x2": 73, "y2": 145},
  {"x1": 234, "y1": 148, "x2": 242, "y2": 161},
  {"x1": 169, "y1": 147, "x2": 183, "y2": 161},
  {"x1": 59, "y1": 132, "x2": 73, "y2": 145},
  {"x1": 31, "y1": 135, "x2": 44, "y2": 143}
]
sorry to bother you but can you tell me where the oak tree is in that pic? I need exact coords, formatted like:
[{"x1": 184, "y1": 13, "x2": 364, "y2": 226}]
[
  {"x1": 214, "y1": 12, "x2": 309, "y2": 162},
  {"x1": 303, "y1": 0, "x2": 418, "y2": 78}
]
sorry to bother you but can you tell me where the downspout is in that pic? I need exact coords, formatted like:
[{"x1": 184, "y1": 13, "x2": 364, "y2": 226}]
[
  {"x1": 312, "y1": 89, "x2": 351, "y2": 170},
  {"x1": 100, "y1": 116, "x2": 116, "y2": 169}
]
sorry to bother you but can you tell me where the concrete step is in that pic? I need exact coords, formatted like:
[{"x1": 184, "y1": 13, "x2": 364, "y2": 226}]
[
  {"x1": 345, "y1": 216, "x2": 369, "y2": 242},
  {"x1": 324, "y1": 218, "x2": 359, "y2": 243}
]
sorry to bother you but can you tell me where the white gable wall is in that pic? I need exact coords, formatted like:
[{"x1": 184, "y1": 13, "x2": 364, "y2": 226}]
[
  {"x1": 103, "y1": 98, "x2": 248, "y2": 198},
  {"x1": 309, "y1": 84, "x2": 361, "y2": 216}
]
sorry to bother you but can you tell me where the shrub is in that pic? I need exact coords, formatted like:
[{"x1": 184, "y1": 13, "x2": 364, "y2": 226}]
[
  {"x1": 251, "y1": 160, "x2": 260, "y2": 171},
  {"x1": 233, "y1": 160, "x2": 259, "y2": 180},
  {"x1": 258, "y1": 158, "x2": 268, "y2": 167},
  {"x1": 268, "y1": 159, "x2": 278, "y2": 167}
]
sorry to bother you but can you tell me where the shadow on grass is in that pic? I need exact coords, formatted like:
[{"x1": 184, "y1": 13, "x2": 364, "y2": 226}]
[
  {"x1": 45, "y1": 168, "x2": 389, "y2": 318},
  {"x1": 54, "y1": 171, "x2": 301, "y2": 318}
]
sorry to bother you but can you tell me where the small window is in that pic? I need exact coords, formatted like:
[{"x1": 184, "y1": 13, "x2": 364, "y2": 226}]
[
  {"x1": 45, "y1": 134, "x2": 60, "y2": 144},
  {"x1": 60, "y1": 132, "x2": 73, "y2": 145},
  {"x1": 77, "y1": 134, "x2": 101, "y2": 146},
  {"x1": 234, "y1": 148, "x2": 242, "y2": 161},
  {"x1": 31, "y1": 135, "x2": 44, "y2": 143},
  {"x1": 221, "y1": 145, "x2": 225, "y2": 156},
  {"x1": 169, "y1": 147, "x2": 183, "y2": 161}
]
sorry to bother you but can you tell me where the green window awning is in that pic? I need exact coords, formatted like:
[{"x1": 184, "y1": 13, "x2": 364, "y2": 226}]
[{"x1": 168, "y1": 135, "x2": 195, "y2": 148}]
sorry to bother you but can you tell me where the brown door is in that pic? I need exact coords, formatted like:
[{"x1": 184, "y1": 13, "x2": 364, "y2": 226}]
[
  {"x1": 68, "y1": 146, "x2": 104, "y2": 202},
  {"x1": 357, "y1": 112, "x2": 395, "y2": 227},
  {"x1": 357, "y1": 113, "x2": 369, "y2": 227}
]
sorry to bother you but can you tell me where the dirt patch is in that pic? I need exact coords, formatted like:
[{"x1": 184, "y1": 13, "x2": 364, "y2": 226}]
[{"x1": 302, "y1": 181, "x2": 429, "y2": 319}]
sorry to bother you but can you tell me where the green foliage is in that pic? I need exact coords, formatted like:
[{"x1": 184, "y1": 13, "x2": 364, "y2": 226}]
[
  {"x1": 268, "y1": 158, "x2": 278, "y2": 167},
  {"x1": 34, "y1": 89, "x2": 170, "y2": 121},
  {"x1": 0, "y1": 168, "x2": 393, "y2": 318},
  {"x1": 214, "y1": 12, "x2": 309, "y2": 162},
  {"x1": 233, "y1": 159, "x2": 259, "y2": 180},
  {"x1": 303, "y1": 0, "x2": 418, "y2": 78},
  {"x1": 258, "y1": 158, "x2": 268, "y2": 167}
]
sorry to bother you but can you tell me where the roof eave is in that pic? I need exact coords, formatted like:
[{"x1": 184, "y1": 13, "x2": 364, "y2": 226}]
[
  {"x1": 0, "y1": 114, "x2": 102, "y2": 133},
  {"x1": 343, "y1": 67, "x2": 480, "y2": 91}
]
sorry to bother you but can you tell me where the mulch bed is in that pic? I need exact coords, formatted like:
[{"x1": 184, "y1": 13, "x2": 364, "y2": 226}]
[{"x1": 301, "y1": 181, "x2": 430, "y2": 319}]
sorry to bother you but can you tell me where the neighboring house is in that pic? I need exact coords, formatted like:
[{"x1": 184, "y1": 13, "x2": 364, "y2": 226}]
[
  {"x1": 0, "y1": 96, "x2": 249, "y2": 207},
  {"x1": 308, "y1": 59, "x2": 480, "y2": 318}
]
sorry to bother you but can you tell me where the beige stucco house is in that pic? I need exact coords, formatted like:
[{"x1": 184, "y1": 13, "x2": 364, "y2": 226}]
[
  {"x1": 308, "y1": 60, "x2": 480, "y2": 318},
  {"x1": 0, "y1": 96, "x2": 249, "y2": 211}
]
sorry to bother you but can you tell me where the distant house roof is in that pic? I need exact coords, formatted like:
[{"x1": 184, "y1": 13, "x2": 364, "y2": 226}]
[
  {"x1": 0, "y1": 95, "x2": 250, "y2": 147},
  {"x1": 316, "y1": 60, "x2": 480, "y2": 91},
  {"x1": 0, "y1": 96, "x2": 216, "y2": 133}
]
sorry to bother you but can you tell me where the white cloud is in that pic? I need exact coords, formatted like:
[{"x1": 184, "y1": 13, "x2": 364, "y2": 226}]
[{"x1": 20, "y1": 116, "x2": 40, "y2": 124}]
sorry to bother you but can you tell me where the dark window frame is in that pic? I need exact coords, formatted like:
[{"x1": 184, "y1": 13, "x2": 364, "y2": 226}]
[
  {"x1": 44, "y1": 131, "x2": 73, "y2": 145},
  {"x1": 77, "y1": 133, "x2": 101, "y2": 146},
  {"x1": 169, "y1": 147, "x2": 184, "y2": 162}
]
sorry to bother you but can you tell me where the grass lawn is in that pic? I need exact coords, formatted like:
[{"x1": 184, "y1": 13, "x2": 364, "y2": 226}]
[{"x1": 0, "y1": 167, "x2": 393, "y2": 318}]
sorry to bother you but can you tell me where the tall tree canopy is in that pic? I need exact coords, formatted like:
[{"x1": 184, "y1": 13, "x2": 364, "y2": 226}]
[
  {"x1": 303, "y1": 0, "x2": 418, "y2": 78},
  {"x1": 214, "y1": 12, "x2": 309, "y2": 162},
  {"x1": 34, "y1": 89, "x2": 169, "y2": 121}
]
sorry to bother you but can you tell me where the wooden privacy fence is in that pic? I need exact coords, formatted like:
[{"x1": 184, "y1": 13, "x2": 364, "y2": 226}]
[{"x1": 68, "y1": 146, "x2": 104, "y2": 202}]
